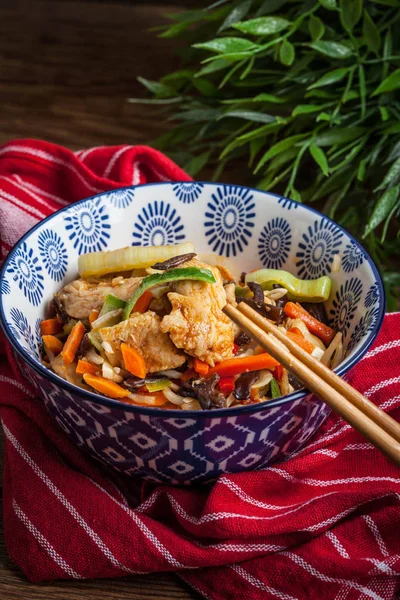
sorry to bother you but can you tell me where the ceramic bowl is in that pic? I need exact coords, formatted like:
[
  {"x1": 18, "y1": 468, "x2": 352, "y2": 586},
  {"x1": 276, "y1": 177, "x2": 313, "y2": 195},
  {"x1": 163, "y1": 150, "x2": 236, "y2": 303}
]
[{"x1": 0, "y1": 183, "x2": 385, "y2": 483}]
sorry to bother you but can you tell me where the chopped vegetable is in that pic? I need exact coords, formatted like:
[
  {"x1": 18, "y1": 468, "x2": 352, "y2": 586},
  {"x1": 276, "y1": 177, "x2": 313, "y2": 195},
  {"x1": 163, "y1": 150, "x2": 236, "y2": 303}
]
[
  {"x1": 286, "y1": 329, "x2": 315, "y2": 354},
  {"x1": 88, "y1": 331, "x2": 103, "y2": 352},
  {"x1": 218, "y1": 376, "x2": 235, "y2": 394},
  {"x1": 61, "y1": 321, "x2": 86, "y2": 365},
  {"x1": 63, "y1": 320, "x2": 77, "y2": 336},
  {"x1": 76, "y1": 359, "x2": 100, "y2": 375},
  {"x1": 232, "y1": 343, "x2": 239, "y2": 355},
  {"x1": 78, "y1": 242, "x2": 196, "y2": 278},
  {"x1": 132, "y1": 290, "x2": 152, "y2": 314},
  {"x1": 89, "y1": 310, "x2": 99, "y2": 325},
  {"x1": 209, "y1": 353, "x2": 280, "y2": 377},
  {"x1": 120, "y1": 343, "x2": 146, "y2": 378},
  {"x1": 123, "y1": 266, "x2": 216, "y2": 320},
  {"x1": 246, "y1": 269, "x2": 331, "y2": 303},
  {"x1": 234, "y1": 371, "x2": 258, "y2": 401},
  {"x1": 42, "y1": 335, "x2": 64, "y2": 355},
  {"x1": 270, "y1": 377, "x2": 281, "y2": 399},
  {"x1": 145, "y1": 378, "x2": 172, "y2": 392},
  {"x1": 194, "y1": 358, "x2": 209, "y2": 376},
  {"x1": 127, "y1": 391, "x2": 168, "y2": 406},
  {"x1": 274, "y1": 364, "x2": 283, "y2": 382},
  {"x1": 151, "y1": 252, "x2": 197, "y2": 270},
  {"x1": 180, "y1": 368, "x2": 197, "y2": 382},
  {"x1": 99, "y1": 294, "x2": 126, "y2": 317},
  {"x1": 91, "y1": 309, "x2": 123, "y2": 330},
  {"x1": 83, "y1": 373, "x2": 130, "y2": 399},
  {"x1": 283, "y1": 302, "x2": 335, "y2": 346},
  {"x1": 40, "y1": 318, "x2": 62, "y2": 336}
]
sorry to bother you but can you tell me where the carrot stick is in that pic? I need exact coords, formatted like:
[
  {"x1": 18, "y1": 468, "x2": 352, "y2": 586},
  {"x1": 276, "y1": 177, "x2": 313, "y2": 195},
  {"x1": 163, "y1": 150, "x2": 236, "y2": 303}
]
[
  {"x1": 180, "y1": 368, "x2": 196, "y2": 382},
  {"x1": 61, "y1": 321, "x2": 86, "y2": 365},
  {"x1": 133, "y1": 290, "x2": 152, "y2": 314},
  {"x1": 83, "y1": 373, "x2": 130, "y2": 399},
  {"x1": 208, "y1": 353, "x2": 280, "y2": 377},
  {"x1": 89, "y1": 310, "x2": 99, "y2": 326},
  {"x1": 283, "y1": 302, "x2": 335, "y2": 346},
  {"x1": 40, "y1": 318, "x2": 62, "y2": 335},
  {"x1": 76, "y1": 359, "x2": 100, "y2": 375},
  {"x1": 42, "y1": 335, "x2": 64, "y2": 355},
  {"x1": 194, "y1": 358, "x2": 209, "y2": 376},
  {"x1": 120, "y1": 343, "x2": 146, "y2": 378},
  {"x1": 286, "y1": 330, "x2": 314, "y2": 354}
]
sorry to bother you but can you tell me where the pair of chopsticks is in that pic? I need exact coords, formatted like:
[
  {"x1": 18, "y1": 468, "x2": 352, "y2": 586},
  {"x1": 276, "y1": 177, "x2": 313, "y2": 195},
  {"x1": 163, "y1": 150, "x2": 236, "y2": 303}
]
[{"x1": 224, "y1": 303, "x2": 400, "y2": 467}]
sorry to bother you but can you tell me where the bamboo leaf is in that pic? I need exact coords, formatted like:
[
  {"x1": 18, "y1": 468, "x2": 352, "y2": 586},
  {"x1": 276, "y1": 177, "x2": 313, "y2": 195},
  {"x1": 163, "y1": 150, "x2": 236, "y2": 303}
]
[
  {"x1": 233, "y1": 16, "x2": 291, "y2": 36},
  {"x1": 219, "y1": 0, "x2": 252, "y2": 31},
  {"x1": 315, "y1": 127, "x2": 366, "y2": 145},
  {"x1": 255, "y1": 134, "x2": 307, "y2": 172},
  {"x1": 137, "y1": 77, "x2": 175, "y2": 98},
  {"x1": 358, "y1": 64, "x2": 366, "y2": 118},
  {"x1": 184, "y1": 151, "x2": 212, "y2": 177},
  {"x1": 292, "y1": 104, "x2": 324, "y2": 116},
  {"x1": 340, "y1": 0, "x2": 363, "y2": 32},
  {"x1": 376, "y1": 157, "x2": 400, "y2": 190},
  {"x1": 309, "y1": 41, "x2": 353, "y2": 59},
  {"x1": 279, "y1": 40, "x2": 295, "y2": 66},
  {"x1": 362, "y1": 9, "x2": 381, "y2": 54},
  {"x1": 372, "y1": 69, "x2": 400, "y2": 96},
  {"x1": 309, "y1": 15, "x2": 325, "y2": 42},
  {"x1": 308, "y1": 68, "x2": 350, "y2": 89},
  {"x1": 256, "y1": 0, "x2": 288, "y2": 15},
  {"x1": 219, "y1": 110, "x2": 276, "y2": 123},
  {"x1": 310, "y1": 143, "x2": 330, "y2": 175},
  {"x1": 318, "y1": 0, "x2": 337, "y2": 9},
  {"x1": 193, "y1": 37, "x2": 257, "y2": 54},
  {"x1": 379, "y1": 106, "x2": 390, "y2": 121},
  {"x1": 364, "y1": 186, "x2": 399, "y2": 236}
]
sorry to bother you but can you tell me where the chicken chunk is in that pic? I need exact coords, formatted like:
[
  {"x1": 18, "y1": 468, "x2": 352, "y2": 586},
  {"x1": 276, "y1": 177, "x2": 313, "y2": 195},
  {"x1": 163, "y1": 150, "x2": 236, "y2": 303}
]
[
  {"x1": 99, "y1": 311, "x2": 186, "y2": 372},
  {"x1": 160, "y1": 259, "x2": 234, "y2": 366},
  {"x1": 56, "y1": 276, "x2": 142, "y2": 319}
]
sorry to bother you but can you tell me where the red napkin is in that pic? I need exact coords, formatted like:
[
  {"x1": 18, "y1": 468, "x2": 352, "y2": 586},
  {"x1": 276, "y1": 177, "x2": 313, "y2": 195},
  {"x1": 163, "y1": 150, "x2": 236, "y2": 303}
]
[{"x1": 1, "y1": 139, "x2": 400, "y2": 600}]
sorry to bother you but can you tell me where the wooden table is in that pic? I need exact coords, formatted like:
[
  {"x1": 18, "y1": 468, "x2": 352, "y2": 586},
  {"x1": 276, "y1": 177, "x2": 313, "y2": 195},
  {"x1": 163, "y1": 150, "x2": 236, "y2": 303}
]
[{"x1": 0, "y1": 0, "x2": 207, "y2": 596}]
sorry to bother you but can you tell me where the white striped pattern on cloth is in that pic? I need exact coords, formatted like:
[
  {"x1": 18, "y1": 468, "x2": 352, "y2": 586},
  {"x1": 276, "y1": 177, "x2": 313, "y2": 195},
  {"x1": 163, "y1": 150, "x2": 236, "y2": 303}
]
[
  {"x1": 103, "y1": 146, "x2": 130, "y2": 178},
  {"x1": 0, "y1": 189, "x2": 46, "y2": 219},
  {"x1": 0, "y1": 375, "x2": 36, "y2": 397},
  {"x1": 13, "y1": 499, "x2": 82, "y2": 579},
  {"x1": 14, "y1": 175, "x2": 69, "y2": 205},
  {"x1": 362, "y1": 515, "x2": 389, "y2": 557},
  {"x1": 230, "y1": 564, "x2": 299, "y2": 600},
  {"x1": 363, "y1": 339, "x2": 400, "y2": 360},
  {"x1": 325, "y1": 531, "x2": 349, "y2": 558},
  {"x1": 268, "y1": 468, "x2": 400, "y2": 488},
  {"x1": 2, "y1": 423, "x2": 136, "y2": 574},
  {"x1": 0, "y1": 176, "x2": 63, "y2": 212}
]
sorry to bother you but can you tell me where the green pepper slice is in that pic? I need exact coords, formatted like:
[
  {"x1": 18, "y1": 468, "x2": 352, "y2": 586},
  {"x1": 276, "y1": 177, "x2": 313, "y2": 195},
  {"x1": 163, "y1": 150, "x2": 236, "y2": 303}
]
[
  {"x1": 270, "y1": 377, "x2": 281, "y2": 399},
  {"x1": 145, "y1": 378, "x2": 172, "y2": 393},
  {"x1": 246, "y1": 269, "x2": 331, "y2": 303},
  {"x1": 123, "y1": 267, "x2": 216, "y2": 320},
  {"x1": 99, "y1": 294, "x2": 126, "y2": 317}
]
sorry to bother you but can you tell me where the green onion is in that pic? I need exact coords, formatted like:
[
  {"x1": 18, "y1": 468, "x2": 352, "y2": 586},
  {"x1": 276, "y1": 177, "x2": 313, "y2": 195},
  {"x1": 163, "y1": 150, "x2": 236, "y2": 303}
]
[
  {"x1": 99, "y1": 294, "x2": 126, "y2": 317},
  {"x1": 88, "y1": 331, "x2": 103, "y2": 352},
  {"x1": 145, "y1": 378, "x2": 172, "y2": 392},
  {"x1": 270, "y1": 377, "x2": 281, "y2": 399}
]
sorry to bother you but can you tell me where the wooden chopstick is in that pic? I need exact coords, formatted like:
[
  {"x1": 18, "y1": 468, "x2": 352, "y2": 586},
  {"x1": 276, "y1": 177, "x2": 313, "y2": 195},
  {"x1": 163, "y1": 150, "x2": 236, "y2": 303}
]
[{"x1": 224, "y1": 303, "x2": 400, "y2": 467}]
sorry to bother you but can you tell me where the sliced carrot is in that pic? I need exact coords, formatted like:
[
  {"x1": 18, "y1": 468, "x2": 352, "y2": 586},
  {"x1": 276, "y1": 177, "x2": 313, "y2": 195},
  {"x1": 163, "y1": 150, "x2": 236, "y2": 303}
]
[
  {"x1": 208, "y1": 353, "x2": 280, "y2": 377},
  {"x1": 286, "y1": 330, "x2": 314, "y2": 354},
  {"x1": 274, "y1": 364, "x2": 283, "y2": 382},
  {"x1": 287, "y1": 327, "x2": 303, "y2": 336},
  {"x1": 283, "y1": 302, "x2": 335, "y2": 346},
  {"x1": 76, "y1": 359, "x2": 100, "y2": 375},
  {"x1": 254, "y1": 345, "x2": 265, "y2": 355},
  {"x1": 89, "y1": 309, "x2": 100, "y2": 326},
  {"x1": 40, "y1": 318, "x2": 62, "y2": 336},
  {"x1": 194, "y1": 358, "x2": 209, "y2": 376},
  {"x1": 61, "y1": 321, "x2": 86, "y2": 365},
  {"x1": 42, "y1": 335, "x2": 64, "y2": 355},
  {"x1": 133, "y1": 290, "x2": 153, "y2": 314},
  {"x1": 83, "y1": 373, "x2": 130, "y2": 399},
  {"x1": 180, "y1": 368, "x2": 197, "y2": 382},
  {"x1": 121, "y1": 343, "x2": 146, "y2": 378}
]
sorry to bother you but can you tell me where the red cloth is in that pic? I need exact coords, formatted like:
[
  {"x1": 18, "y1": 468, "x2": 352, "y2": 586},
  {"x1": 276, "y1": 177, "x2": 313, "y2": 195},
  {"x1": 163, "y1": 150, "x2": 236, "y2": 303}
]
[{"x1": 1, "y1": 140, "x2": 400, "y2": 600}]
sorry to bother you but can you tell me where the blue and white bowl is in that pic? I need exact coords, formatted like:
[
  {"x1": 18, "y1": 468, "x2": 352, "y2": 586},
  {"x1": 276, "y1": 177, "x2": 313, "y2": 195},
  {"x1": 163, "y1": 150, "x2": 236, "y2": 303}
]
[{"x1": 0, "y1": 183, "x2": 385, "y2": 484}]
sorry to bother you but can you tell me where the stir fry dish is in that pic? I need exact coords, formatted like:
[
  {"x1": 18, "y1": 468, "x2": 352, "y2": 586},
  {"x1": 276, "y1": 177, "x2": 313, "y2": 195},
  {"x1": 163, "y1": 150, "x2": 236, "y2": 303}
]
[{"x1": 40, "y1": 243, "x2": 343, "y2": 410}]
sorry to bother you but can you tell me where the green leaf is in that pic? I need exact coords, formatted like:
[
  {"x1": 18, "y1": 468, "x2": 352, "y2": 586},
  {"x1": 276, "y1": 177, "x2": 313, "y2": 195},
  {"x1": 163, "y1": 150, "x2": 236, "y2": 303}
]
[
  {"x1": 364, "y1": 186, "x2": 399, "y2": 236},
  {"x1": 381, "y1": 200, "x2": 400, "y2": 242},
  {"x1": 256, "y1": 0, "x2": 288, "y2": 15},
  {"x1": 233, "y1": 16, "x2": 291, "y2": 36},
  {"x1": 236, "y1": 121, "x2": 285, "y2": 142},
  {"x1": 184, "y1": 151, "x2": 211, "y2": 177},
  {"x1": 290, "y1": 188, "x2": 302, "y2": 202},
  {"x1": 193, "y1": 37, "x2": 257, "y2": 54},
  {"x1": 159, "y1": 22, "x2": 189, "y2": 38},
  {"x1": 317, "y1": 112, "x2": 332, "y2": 121},
  {"x1": 192, "y1": 77, "x2": 218, "y2": 96},
  {"x1": 279, "y1": 40, "x2": 295, "y2": 66},
  {"x1": 292, "y1": 104, "x2": 324, "y2": 116},
  {"x1": 340, "y1": 0, "x2": 363, "y2": 32},
  {"x1": 379, "y1": 106, "x2": 390, "y2": 121},
  {"x1": 137, "y1": 77, "x2": 175, "y2": 98},
  {"x1": 318, "y1": 0, "x2": 337, "y2": 9},
  {"x1": 358, "y1": 64, "x2": 366, "y2": 118},
  {"x1": 362, "y1": 9, "x2": 381, "y2": 54},
  {"x1": 219, "y1": 0, "x2": 252, "y2": 31},
  {"x1": 357, "y1": 158, "x2": 367, "y2": 181},
  {"x1": 310, "y1": 143, "x2": 330, "y2": 176},
  {"x1": 309, "y1": 15, "x2": 325, "y2": 42},
  {"x1": 377, "y1": 157, "x2": 400, "y2": 190},
  {"x1": 195, "y1": 59, "x2": 231, "y2": 77},
  {"x1": 372, "y1": 69, "x2": 400, "y2": 96},
  {"x1": 308, "y1": 68, "x2": 350, "y2": 89},
  {"x1": 219, "y1": 110, "x2": 276, "y2": 123},
  {"x1": 370, "y1": 0, "x2": 400, "y2": 5},
  {"x1": 342, "y1": 89, "x2": 359, "y2": 103},
  {"x1": 255, "y1": 134, "x2": 307, "y2": 172},
  {"x1": 249, "y1": 136, "x2": 265, "y2": 166},
  {"x1": 314, "y1": 127, "x2": 366, "y2": 145},
  {"x1": 309, "y1": 41, "x2": 353, "y2": 59},
  {"x1": 253, "y1": 93, "x2": 286, "y2": 103}
]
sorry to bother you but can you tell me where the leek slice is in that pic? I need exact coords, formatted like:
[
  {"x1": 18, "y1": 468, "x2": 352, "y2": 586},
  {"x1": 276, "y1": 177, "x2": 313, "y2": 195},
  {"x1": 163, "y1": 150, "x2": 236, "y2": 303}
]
[{"x1": 78, "y1": 242, "x2": 196, "y2": 278}]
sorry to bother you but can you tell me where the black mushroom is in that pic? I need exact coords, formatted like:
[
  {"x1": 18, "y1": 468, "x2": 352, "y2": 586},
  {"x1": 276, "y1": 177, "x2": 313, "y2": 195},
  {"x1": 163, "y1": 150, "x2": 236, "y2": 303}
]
[
  {"x1": 238, "y1": 281, "x2": 268, "y2": 318},
  {"x1": 122, "y1": 374, "x2": 165, "y2": 392},
  {"x1": 151, "y1": 253, "x2": 197, "y2": 271},
  {"x1": 235, "y1": 331, "x2": 251, "y2": 346},
  {"x1": 301, "y1": 302, "x2": 329, "y2": 325},
  {"x1": 233, "y1": 371, "x2": 258, "y2": 401},
  {"x1": 179, "y1": 374, "x2": 227, "y2": 410}
]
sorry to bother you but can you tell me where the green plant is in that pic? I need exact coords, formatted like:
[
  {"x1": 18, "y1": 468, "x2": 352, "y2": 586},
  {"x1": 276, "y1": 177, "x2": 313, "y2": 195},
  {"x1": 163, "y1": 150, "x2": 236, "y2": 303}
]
[{"x1": 131, "y1": 0, "x2": 400, "y2": 308}]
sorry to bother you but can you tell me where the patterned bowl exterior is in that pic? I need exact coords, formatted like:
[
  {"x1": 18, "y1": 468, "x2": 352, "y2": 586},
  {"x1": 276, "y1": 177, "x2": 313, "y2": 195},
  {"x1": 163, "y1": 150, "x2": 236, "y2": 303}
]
[{"x1": 0, "y1": 183, "x2": 385, "y2": 484}]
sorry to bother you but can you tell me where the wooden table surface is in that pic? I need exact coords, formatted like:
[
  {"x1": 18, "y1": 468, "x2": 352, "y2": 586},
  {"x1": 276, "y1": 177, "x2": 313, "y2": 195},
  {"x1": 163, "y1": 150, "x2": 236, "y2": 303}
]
[{"x1": 0, "y1": 0, "x2": 207, "y2": 597}]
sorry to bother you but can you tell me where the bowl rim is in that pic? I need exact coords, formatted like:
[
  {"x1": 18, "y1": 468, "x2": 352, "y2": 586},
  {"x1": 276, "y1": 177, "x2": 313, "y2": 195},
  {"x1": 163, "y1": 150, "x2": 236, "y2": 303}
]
[{"x1": 0, "y1": 181, "x2": 386, "y2": 417}]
